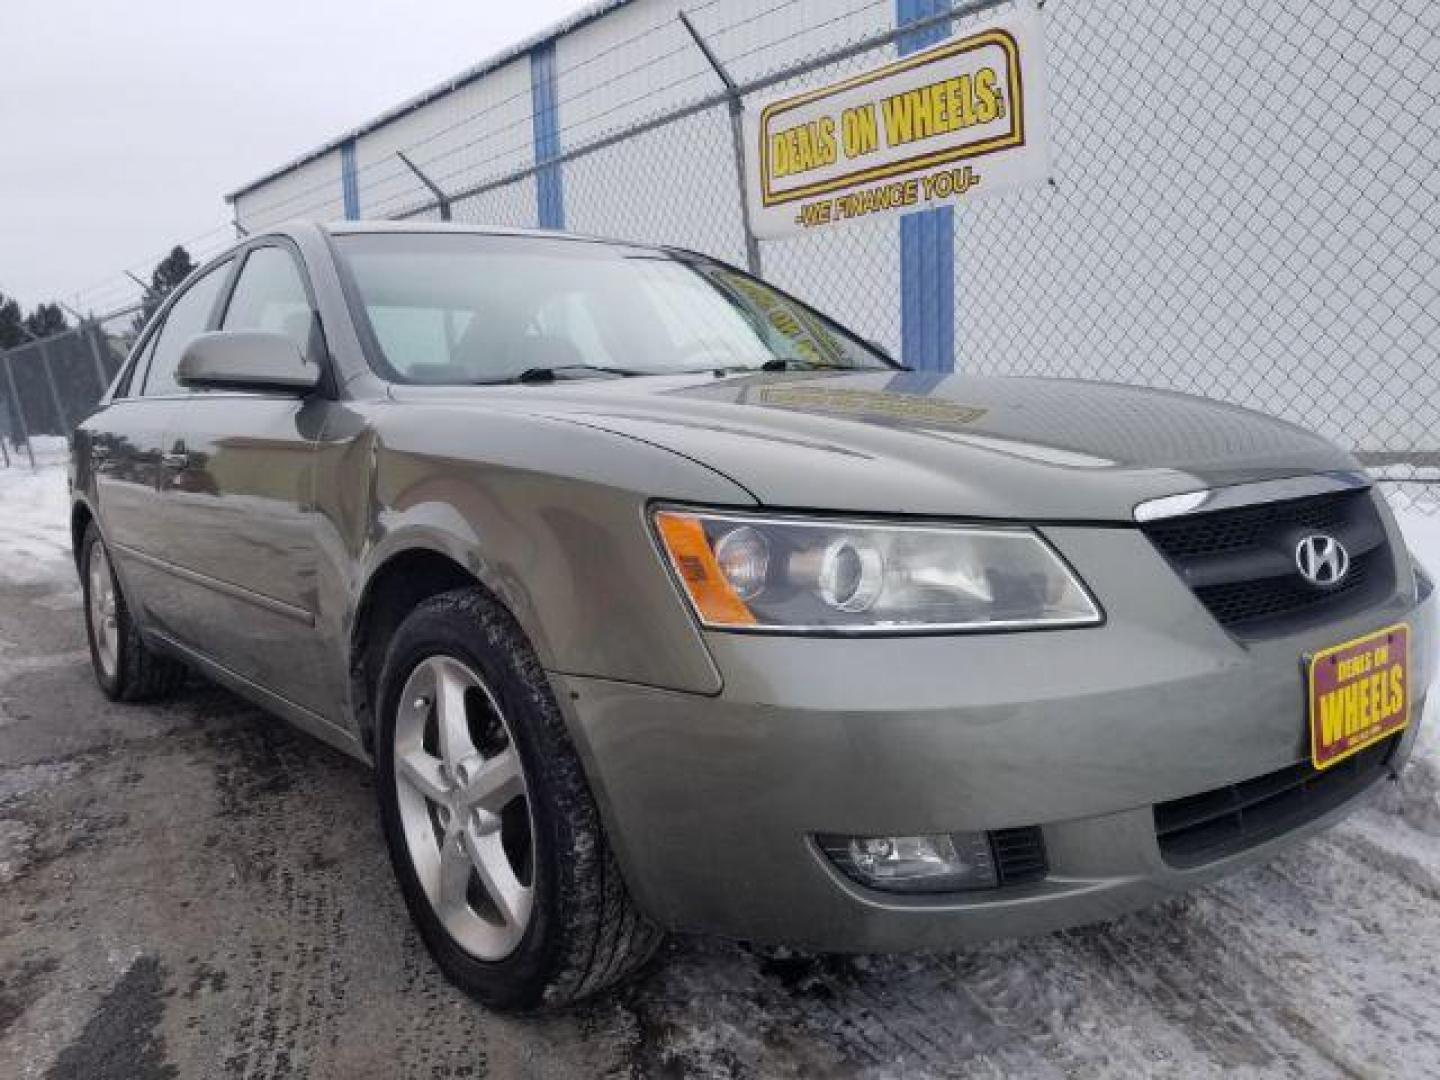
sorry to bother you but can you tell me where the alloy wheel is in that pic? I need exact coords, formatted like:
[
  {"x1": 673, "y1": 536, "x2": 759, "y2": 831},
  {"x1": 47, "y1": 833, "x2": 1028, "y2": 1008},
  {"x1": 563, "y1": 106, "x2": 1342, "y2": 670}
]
[
  {"x1": 88, "y1": 539, "x2": 119, "y2": 680},
  {"x1": 393, "y1": 655, "x2": 535, "y2": 960}
]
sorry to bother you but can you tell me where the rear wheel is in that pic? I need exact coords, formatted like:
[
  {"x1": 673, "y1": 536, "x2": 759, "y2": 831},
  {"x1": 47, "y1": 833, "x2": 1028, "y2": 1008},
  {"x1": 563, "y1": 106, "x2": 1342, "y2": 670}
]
[
  {"x1": 375, "y1": 587, "x2": 661, "y2": 1010},
  {"x1": 80, "y1": 523, "x2": 187, "y2": 702}
]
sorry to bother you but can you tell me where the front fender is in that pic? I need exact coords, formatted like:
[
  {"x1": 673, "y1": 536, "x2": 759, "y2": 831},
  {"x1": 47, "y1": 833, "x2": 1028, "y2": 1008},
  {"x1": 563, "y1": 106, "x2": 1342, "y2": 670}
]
[{"x1": 356, "y1": 404, "x2": 755, "y2": 695}]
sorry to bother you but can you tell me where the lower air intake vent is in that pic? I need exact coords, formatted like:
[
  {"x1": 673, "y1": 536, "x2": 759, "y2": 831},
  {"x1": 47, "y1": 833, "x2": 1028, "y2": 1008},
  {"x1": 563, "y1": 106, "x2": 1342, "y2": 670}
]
[
  {"x1": 991, "y1": 826, "x2": 1048, "y2": 885},
  {"x1": 1154, "y1": 736, "x2": 1397, "y2": 868}
]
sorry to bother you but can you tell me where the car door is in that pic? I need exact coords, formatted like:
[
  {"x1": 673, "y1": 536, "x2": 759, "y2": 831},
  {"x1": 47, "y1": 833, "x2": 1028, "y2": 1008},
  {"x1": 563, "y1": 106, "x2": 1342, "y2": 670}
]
[
  {"x1": 95, "y1": 259, "x2": 234, "y2": 630},
  {"x1": 152, "y1": 241, "x2": 333, "y2": 715}
]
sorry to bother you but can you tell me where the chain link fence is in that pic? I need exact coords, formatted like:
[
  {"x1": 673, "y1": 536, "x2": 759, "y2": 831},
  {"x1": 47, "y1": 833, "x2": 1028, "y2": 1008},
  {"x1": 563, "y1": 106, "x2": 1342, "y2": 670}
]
[
  {"x1": 7, "y1": 0, "x2": 1436, "y2": 517},
  {"x1": 0, "y1": 311, "x2": 136, "y2": 466},
  {"x1": 952, "y1": 0, "x2": 1440, "y2": 516}
]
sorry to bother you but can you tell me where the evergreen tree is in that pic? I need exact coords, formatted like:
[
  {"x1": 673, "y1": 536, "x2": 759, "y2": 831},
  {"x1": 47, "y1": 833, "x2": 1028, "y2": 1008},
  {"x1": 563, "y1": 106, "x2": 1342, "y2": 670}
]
[
  {"x1": 0, "y1": 293, "x2": 25, "y2": 349},
  {"x1": 135, "y1": 245, "x2": 198, "y2": 330},
  {"x1": 23, "y1": 302, "x2": 68, "y2": 339},
  {"x1": 151, "y1": 246, "x2": 196, "y2": 297}
]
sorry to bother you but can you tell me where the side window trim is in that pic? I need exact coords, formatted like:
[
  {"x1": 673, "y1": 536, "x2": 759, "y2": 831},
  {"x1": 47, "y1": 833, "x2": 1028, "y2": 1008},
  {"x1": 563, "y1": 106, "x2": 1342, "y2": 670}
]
[
  {"x1": 113, "y1": 319, "x2": 163, "y2": 401},
  {"x1": 126, "y1": 323, "x2": 165, "y2": 399}
]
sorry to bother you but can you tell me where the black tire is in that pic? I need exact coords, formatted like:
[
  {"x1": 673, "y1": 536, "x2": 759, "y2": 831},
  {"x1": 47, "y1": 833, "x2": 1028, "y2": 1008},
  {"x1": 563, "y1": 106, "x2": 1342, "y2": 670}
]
[
  {"x1": 375, "y1": 587, "x2": 662, "y2": 1010},
  {"x1": 80, "y1": 522, "x2": 188, "y2": 703}
]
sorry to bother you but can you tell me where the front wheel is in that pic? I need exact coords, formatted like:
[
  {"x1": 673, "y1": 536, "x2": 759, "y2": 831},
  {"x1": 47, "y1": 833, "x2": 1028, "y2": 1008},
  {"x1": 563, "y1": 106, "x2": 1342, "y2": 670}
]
[{"x1": 374, "y1": 587, "x2": 661, "y2": 1010}]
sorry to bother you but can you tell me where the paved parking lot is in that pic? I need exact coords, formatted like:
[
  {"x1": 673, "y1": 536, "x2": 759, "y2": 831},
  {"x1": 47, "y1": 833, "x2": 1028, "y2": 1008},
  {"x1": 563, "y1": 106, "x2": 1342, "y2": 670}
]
[{"x1": 3, "y1": 463, "x2": 1440, "y2": 1078}]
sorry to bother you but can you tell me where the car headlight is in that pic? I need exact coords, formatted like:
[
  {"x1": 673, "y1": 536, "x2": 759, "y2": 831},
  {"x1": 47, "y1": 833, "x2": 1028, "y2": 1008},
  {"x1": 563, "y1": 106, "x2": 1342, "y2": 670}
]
[{"x1": 652, "y1": 509, "x2": 1102, "y2": 633}]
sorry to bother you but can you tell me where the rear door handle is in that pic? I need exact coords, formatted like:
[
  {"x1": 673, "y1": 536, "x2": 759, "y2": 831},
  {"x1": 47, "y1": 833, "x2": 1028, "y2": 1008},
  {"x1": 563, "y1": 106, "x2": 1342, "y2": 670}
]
[{"x1": 161, "y1": 452, "x2": 189, "y2": 470}]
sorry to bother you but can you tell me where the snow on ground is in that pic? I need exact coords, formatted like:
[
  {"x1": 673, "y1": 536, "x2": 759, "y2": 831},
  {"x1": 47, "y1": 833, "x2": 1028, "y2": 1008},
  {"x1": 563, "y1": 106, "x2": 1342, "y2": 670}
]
[
  {"x1": 2, "y1": 447, "x2": 1439, "y2": 1077},
  {"x1": 0, "y1": 438, "x2": 73, "y2": 588}
]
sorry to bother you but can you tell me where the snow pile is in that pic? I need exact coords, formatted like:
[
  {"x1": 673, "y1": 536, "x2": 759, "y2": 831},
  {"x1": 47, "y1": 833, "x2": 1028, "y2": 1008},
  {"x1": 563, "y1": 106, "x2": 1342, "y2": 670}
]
[
  {"x1": 1398, "y1": 505, "x2": 1440, "y2": 580},
  {"x1": 1394, "y1": 504, "x2": 1440, "y2": 776},
  {"x1": 0, "y1": 437, "x2": 73, "y2": 587}
]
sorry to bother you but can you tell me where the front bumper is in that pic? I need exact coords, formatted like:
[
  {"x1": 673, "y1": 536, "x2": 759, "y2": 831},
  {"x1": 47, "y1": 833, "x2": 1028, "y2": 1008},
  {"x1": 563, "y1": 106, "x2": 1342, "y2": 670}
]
[{"x1": 553, "y1": 526, "x2": 1435, "y2": 951}]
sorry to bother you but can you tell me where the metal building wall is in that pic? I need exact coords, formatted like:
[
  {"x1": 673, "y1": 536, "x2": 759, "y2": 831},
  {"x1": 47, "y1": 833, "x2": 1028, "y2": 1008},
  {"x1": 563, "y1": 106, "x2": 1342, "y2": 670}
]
[
  {"x1": 357, "y1": 59, "x2": 539, "y2": 226},
  {"x1": 555, "y1": 1, "x2": 746, "y2": 261},
  {"x1": 233, "y1": 149, "x2": 347, "y2": 234}
]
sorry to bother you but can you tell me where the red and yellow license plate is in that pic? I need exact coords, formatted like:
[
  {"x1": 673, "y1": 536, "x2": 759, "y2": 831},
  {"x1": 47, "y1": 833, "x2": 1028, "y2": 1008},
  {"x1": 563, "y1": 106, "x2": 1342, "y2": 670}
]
[{"x1": 1307, "y1": 623, "x2": 1410, "y2": 771}]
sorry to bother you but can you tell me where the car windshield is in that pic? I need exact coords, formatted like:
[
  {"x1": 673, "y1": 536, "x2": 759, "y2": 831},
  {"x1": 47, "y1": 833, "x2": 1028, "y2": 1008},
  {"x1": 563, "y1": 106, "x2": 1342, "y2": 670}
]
[{"x1": 333, "y1": 232, "x2": 894, "y2": 384}]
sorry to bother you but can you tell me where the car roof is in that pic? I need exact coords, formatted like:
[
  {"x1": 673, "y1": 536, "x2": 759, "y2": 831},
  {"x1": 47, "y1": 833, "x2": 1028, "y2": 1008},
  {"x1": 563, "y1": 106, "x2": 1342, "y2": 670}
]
[
  {"x1": 324, "y1": 220, "x2": 572, "y2": 239},
  {"x1": 318, "y1": 220, "x2": 670, "y2": 252},
  {"x1": 307, "y1": 220, "x2": 723, "y2": 265}
]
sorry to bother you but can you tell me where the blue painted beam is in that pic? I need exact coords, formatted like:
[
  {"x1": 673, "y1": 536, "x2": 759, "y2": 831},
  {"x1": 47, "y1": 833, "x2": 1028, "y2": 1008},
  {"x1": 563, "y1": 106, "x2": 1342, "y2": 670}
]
[
  {"x1": 896, "y1": 0, "x2": 955, "y2": 374},
  {"x1": 340, "y1": 139, "x2": 360, "y2": 221},
  {"x1": 531, "y1": 42, "x2": 565, "y2": 230}
]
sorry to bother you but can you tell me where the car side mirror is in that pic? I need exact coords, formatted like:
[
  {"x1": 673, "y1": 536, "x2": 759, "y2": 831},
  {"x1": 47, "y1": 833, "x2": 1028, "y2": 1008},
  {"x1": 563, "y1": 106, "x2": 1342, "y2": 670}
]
[{"x1": 177, "y1": 330, "x2": 320, "y2": 393}]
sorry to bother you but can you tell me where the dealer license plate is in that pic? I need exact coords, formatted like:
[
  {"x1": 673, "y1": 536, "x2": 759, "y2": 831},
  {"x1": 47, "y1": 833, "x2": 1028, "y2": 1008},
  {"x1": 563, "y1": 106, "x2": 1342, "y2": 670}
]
[{"x1": 1307, "y1": 623, "x2": 1410, "y2": 771}]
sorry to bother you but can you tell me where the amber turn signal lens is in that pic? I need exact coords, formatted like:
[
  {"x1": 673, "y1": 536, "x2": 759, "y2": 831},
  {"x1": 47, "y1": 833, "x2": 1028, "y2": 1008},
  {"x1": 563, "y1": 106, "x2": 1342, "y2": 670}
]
[{"x1": 653, "y1": 512, "x2": 757, "y2": 628}]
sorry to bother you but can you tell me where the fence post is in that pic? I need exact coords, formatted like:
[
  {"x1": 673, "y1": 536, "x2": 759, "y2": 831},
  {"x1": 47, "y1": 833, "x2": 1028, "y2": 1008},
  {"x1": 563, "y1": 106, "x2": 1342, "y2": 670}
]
[
  {"x1": 83, "y1": 320, "x2": 111, "y2": 399},
  {"x1": 397, "y1": 152, "x2": 454, "y2": 221},
  {"x1": 2, "y1": 354, "x2": 36, "y2": 470},
  {"x1": 36, "y1": 338, "x2": 72, "y2": 435},
  {"x1": 679, "y1": 11, "x2": 762, "y2": 277}
]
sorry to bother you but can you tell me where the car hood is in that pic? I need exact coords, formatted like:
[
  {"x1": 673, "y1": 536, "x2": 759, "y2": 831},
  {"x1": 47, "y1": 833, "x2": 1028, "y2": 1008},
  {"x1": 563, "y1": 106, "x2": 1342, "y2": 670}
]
[{"x1": 391, "y1": 371, "x2": 1359, "y2": 521}]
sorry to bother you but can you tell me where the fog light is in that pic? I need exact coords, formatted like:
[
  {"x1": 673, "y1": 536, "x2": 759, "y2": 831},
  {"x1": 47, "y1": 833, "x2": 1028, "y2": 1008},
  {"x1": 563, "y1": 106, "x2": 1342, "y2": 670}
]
[{"x1": 819, "y1": 832, "x2": 999, "y2": 893}]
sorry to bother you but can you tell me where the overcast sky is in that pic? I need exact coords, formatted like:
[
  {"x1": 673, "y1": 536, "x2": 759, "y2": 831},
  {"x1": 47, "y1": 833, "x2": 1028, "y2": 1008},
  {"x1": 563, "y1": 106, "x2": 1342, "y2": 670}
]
[{"x1": 0, "y1": 0, "x2": 588, "y2": 315}]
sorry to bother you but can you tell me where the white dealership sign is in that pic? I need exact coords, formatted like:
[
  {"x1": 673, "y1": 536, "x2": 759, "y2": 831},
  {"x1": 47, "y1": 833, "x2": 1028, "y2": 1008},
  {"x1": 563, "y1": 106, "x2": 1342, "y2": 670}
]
[{"x1": 744, "y1": 5, "x2": 1050, "y2": 240}]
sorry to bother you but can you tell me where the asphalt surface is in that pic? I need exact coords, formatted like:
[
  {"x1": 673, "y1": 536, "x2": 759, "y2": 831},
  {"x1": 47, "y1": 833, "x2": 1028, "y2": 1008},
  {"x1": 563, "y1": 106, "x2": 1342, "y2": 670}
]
[{"x1": 3, "y1": 557, "x2": 1440, "y2": 1078}]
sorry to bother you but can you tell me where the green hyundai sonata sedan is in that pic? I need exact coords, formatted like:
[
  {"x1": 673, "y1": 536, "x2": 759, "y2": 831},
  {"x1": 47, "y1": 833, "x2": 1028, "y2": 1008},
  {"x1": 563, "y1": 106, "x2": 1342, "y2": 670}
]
[{"x1": 70, "y1": 222, "x2": 1434, "y2": 1009}]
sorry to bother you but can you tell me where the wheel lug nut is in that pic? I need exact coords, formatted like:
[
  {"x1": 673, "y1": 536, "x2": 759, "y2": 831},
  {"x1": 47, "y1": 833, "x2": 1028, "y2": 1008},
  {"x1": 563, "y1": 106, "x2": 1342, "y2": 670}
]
[{"x1": 456, "y1": 755, "x2": 483, "y2": 787}]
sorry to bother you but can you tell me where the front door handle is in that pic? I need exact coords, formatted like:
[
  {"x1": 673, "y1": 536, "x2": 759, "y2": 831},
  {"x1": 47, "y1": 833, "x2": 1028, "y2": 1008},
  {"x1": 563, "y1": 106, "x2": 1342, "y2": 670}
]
[{"x1": 161, "y1": 452, "x2": 189, "y2": 470}]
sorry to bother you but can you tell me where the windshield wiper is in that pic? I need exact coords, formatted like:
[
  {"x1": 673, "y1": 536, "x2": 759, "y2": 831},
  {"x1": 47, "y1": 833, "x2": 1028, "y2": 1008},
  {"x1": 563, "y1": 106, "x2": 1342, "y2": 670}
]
[
  {"x1": 699, "y1": 358, "x2": 848, "y2": 376},
  {"x1": 492, "y1": 364, "x2": 646, "y2": 384},
  {"x1": 755, "y1": 357, "x2": 914, "y2": 374}
]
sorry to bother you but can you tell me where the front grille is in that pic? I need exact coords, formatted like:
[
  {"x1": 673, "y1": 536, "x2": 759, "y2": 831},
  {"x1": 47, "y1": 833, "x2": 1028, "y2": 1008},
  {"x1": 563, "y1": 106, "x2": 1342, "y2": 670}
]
[
  {"x1": 1142, "y1": 489, "x2": 1394, "y2": 637},
  {"x1": 1193, "y1": 546, "x2": 1383, "y2": 626},
  {"x1": 1144, "y1": 491, "x2": 1356, "y2": 559},
  {"x1": 990, "y1": 826, "x2": 1048, "y2": 885},
  {"x1": 1154, "y1": 736, "x2": 1397, "y2": 868}
]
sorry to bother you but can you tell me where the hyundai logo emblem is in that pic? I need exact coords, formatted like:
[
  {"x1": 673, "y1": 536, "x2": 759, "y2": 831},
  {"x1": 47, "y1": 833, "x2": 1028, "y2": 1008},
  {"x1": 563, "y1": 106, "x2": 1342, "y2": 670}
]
[{"x1": 1295, "y1": 534, "x2": 1350, "y2": 587}]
